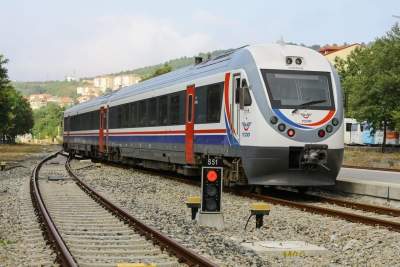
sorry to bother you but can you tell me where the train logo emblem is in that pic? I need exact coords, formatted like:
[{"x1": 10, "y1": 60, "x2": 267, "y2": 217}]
[
  {"x1": 300, "y1": 111, "x2": 311, "y2": 119},
  {"x1": 242, "y1": 121, "x2": 252, "y2": 131}
]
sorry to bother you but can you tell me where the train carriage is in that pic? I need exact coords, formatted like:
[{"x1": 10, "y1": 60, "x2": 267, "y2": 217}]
[{"x1": 64, "y1": 44, "x2": 344, "y2": 186}]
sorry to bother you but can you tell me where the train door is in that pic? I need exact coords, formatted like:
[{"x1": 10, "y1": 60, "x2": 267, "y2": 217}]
[
  {"x1": 185, "y1": 85, "x2": 195, "y2": 164},
  {"x1": 232, "y1": 73, "x2": 241, "y2": 141},
  {"x1": 98, "y1": 107, "x2": 107, "y2": 154}
]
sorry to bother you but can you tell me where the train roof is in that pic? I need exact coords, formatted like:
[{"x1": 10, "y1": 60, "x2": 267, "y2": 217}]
[{"x1": 64, "y1": 44, "x2": 327, "y2": 116}]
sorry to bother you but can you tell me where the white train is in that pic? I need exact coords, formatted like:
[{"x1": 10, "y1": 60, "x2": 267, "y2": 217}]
[{"x1": 63, "y1": 44, "x2": 344, "y2": 186}]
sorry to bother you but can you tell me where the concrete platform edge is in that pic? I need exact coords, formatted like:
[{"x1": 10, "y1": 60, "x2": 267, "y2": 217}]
[{"x1": 333, "y1": 180, "x2": 400, "y2": 201}]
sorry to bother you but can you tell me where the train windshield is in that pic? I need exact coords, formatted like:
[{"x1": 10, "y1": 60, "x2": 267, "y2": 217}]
[{"x1": 261, "y1": 69, "x2": 334, "y2": 110}]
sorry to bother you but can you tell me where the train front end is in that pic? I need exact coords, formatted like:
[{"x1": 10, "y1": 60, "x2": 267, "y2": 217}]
[{"x1": 240, "y1": 44, "x2": 344, "y2": 186}]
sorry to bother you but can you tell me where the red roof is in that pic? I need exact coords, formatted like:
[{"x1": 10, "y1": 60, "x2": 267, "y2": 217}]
[{"x1": 319, "y1": 43, "x2": 359, "y2": 56}]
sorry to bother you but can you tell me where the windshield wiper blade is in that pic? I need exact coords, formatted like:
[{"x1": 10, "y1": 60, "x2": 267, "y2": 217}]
[{"x1": 292, "y1": 99, "x2": 326, "y2": 114}]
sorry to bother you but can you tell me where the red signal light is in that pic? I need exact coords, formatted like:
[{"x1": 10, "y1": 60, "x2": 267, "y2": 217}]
[
  {"x1": 206, "y1": 170, "x2": 218, "y2": 182},
  {"x1": 287, "y1": 129, "x2": 295, "y2": 137},
  {"x1": 318, "y1": 129, "x2": 326, "y2": 138}
]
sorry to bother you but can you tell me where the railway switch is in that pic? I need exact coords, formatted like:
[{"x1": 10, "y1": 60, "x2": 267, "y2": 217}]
[
  {"x1": 250, "y1": 202, "x2": 270, "y2": 229},
  {"x1": 186, "y1": 196, "x2": 201, "y2": 220}
]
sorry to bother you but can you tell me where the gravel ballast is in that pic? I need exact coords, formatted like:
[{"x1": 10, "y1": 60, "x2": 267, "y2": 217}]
[
  {"x1": 0, "y1": 154, "x2": 57, "y2": 266},
  {"x1": 73, "y1": 161, "x2": 400, "y2": 266}
]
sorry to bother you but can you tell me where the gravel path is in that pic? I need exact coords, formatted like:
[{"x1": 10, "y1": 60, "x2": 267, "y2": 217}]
[
  {"x1": 0, "y1": 154, "x2": 57, "y2": 266},
  {"x1": 73, "y1": 161, "x2": 400, "y2": 267}
]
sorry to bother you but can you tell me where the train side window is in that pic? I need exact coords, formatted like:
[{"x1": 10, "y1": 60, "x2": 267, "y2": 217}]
[
  {"x1": 235, "y1": 77, "x2": 240, "y2": 104},
  {"x1": 123, "y1": 103, "x2": 130, "y2": 128},
  {"x1": 351, "y1": 124, "x2": 358, "y2": 132},
  {"x1": 117, "y1": 106, "x2": 123, "y2": 128},
  {"x1": 169, "y1": 93, "x2": 180, "y2": 125},
  {"x1": 130, "y1": 102, "x2": 137, "y2": 128},
  {"x1": 194, "y1": 86, "x2": 207, "y2": 123},
  {"x1": 94, "y1": 110, "x2": 100, "y2": 129},
  {"x1": 148, "y1": 98, "x2": 157, "y2": 126},
  {"x1": 207, "y1": 83, "x2": 223, "y2": 123},
  {"x1": 179, "y1": 91, "x2": 186, "y2": 124},
  {"x1": 345, "y1": 123, "x2": 352, "y2": 132},
  {"x1": 138, "y1": 100, "x2": 148, "y2": 127},
  {"x1": 360, "y1": 124, "x2": 364, "y2": 132},
  {"x1": 109, "y1": 107, "x2": 116, "y2": 129},
  {"x1": 158, "y1": 95, "x2": 168, "y2": 126}
]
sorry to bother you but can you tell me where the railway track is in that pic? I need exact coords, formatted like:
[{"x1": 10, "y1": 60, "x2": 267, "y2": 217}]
[
  {"x1": 113, "y1": 165, "x2": 400, "y2": 232},
  {"x1": 229, "y1": 188, "x2": 400, "y2": 232},
  {"x1": 31, "y1": 152, "x2": 217, "y2": 267}
]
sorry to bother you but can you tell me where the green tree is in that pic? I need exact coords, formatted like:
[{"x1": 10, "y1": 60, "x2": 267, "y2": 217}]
[
  {"x1": 336, "y1": 23, "x2": 400, "y2": 151},
  {"x1": 32, "y1": 103, "x2": 64, "y2": 141},
  {"x1": 0, "y1": 55, "x2": 33, "y2": 143},
  {"x1": 141, "y1": 63, "x2": 172, "y2": 81}
]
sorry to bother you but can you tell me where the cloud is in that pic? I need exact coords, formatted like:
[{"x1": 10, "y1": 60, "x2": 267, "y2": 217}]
[
  {"x1": 65, "y1": 15, "x2": 218, "y2": 78},
  {"x1": 8, "y1": 15, "x2": 218, "y2": 81}
]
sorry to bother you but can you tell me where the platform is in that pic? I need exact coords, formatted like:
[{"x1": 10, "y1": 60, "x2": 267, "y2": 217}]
[{"x1": 334, "y1": 167, "x2": 400, "y2": 200}]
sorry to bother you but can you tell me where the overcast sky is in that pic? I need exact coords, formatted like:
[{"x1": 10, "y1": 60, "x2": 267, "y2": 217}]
[{"x1": 1, "y1": 0, "x2": 399, "y2": 81}]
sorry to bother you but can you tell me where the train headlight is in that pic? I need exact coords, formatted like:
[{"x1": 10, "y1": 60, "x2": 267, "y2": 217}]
[
  {"x1": 270, "y1": 116, "x2": 278, "y2": 124},
  {"x1": 318, "y1": 129, "x2": 326, "y2": 138},
  {"x1": 287, "y1": 129, "x2": 295, "y2": 137},
  {"x1": 326, "y1": 125, "x2": 333, "y2": 133},
  {"x1": 286, "y1": 57, "x2": 293, "y2": 65},
  {"x1": 295, "y1": 58, "x2": 302, "y2": 65},
  {"x1": 278, "y1": 123, "x2": 286, "y2": 132},
  {"x1": 332, "y1": 118, "x2": 339, "y2": 126}
]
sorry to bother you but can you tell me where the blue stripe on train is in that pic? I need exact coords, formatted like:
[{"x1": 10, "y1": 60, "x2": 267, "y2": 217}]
[{"x1": 65, "y1": 134, "x2": 229, "y2": 145}]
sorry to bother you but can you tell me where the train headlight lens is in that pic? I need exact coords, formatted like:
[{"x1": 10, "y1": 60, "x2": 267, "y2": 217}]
[
  {"x1": 287, "y1": 129, "x2": 295, "y2": 137},
  {"x1": 326, "y1": 125, "x2": 333, "y2": 133},
  {"x1": 295, "y1": 58, "x2": 302, "y2": 65},
  {"x1": 270, "y1": 116, "x2": 278, "y2": 124},
  {"x1": 278, "y1": 123, "x2": 286, "y2": 132},
  {"x1": 318, "y1": 129, "x2": 326, "y2": 138},
  {"x1": 286, "y1": 57, "x2": 293, "y2": 65},
  {"x1": 206, "y1": 170, "x2": 218, "y2": 182},
  {"x1": 332, "y1": 118, "x2": 339, "y2": 126}
]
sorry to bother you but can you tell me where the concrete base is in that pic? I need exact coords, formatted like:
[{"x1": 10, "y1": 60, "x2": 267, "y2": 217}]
[
  {"x1": 334, "y1": 179, "x2": 400, "y2": 201},
  {"x1": 197, "y1": 212, "x2": 224, "y2": 230},
  {"x1": 241, "y1": 241, "x2": 328, "y2": 257}
]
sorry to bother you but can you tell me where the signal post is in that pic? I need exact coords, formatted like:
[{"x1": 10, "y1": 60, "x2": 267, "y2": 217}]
[{"x1": 197, "y1": 157, "x2": 224, "y2": 229}]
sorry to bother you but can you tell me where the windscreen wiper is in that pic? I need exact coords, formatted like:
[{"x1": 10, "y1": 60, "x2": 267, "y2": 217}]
[{"x1": 292, "y1": 99, "x2": 326, "y2": 114}]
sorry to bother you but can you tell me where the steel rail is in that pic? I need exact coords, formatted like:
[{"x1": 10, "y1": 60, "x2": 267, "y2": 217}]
[
  {"x1": 30, "y1": 152, "x2": 78, "y2": 267},
  {"x1": 228, "y1": 188, "x2": 400, "y2": 232},
  {"x1": 263, "y1": 187, "x2": 400, "y2": 217},
  {"x1": 64, "y1": 155, "x2": 217, "y2": 267},
  {"x1": 312, "y1": 194, "x2": 400, "y2": 217}
]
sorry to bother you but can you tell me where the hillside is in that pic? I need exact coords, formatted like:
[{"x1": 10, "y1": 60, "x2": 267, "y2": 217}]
[{"x1": 12, "y1": 80, "x2": 85, "y2": 98}]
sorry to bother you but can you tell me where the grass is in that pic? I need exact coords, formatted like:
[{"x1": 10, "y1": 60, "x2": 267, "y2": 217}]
[
  {"x1": 343, "y1": 149, "x2": 400, "y2": 170},
  {"x1": 0, "y1": 144, "x2": 53, "y2": 161}
]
